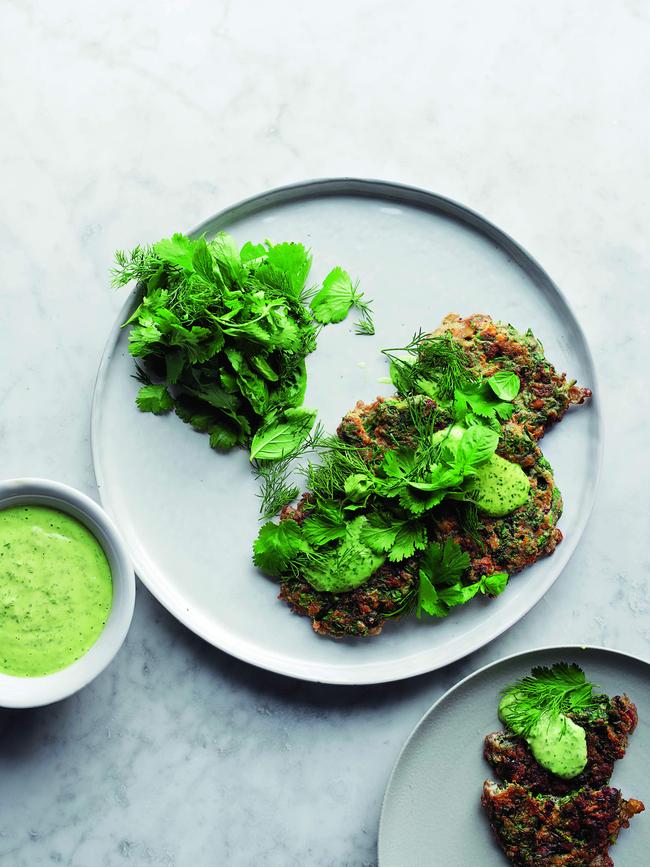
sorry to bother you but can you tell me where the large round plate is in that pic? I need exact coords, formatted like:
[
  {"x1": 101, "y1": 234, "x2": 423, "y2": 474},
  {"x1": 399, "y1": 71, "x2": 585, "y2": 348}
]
[
  {"x1": 91, "y1": 179, "x2": 601, "y2": 684},
  {"x1": 379, "y1": 646, "x2": 649, "y2": 866}
]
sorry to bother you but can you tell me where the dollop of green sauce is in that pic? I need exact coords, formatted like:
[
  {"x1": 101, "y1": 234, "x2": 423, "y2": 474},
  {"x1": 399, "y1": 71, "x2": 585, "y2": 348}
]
[
  {"x1": 304, "y1": 516, "x2": 384, "y2": 593},
  {"x1": 467, "y1": 455, "x2": 530, "y2": 517},
  {"x1": 499, "y1": 694, "x2": 588, "y2": 779},
  {"x1": 432, "y1": 423, "x2": 530, "y2": 517},
  {"x1": 0, "y1": 506, "x2": 113, "y2": 677}
]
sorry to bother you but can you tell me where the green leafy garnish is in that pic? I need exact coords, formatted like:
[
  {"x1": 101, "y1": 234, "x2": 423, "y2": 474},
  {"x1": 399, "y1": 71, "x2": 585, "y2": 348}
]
[
  {"x1": 499, "y1": 663, "x2": 601, "y2": 736},
  {"x1": 488, "y1": 370, "x2": 521, "y2": 402},
  {"x1": 135, "y1": 383, "x2": 173, "y2": 415},
  {"x1": 310, "y1": 267, "x2": 374, "y2": 334},
  {"x1": 113, "y1": 233, "x2": 373, "y2": 459},
  {"x1": 253, "y1": 422, "x2": 326, "y2": 519},
  {"x1": 249, "y1": 318, "x2": 532, "y2": 627},
  {"x1": 383, "y1": 331, "x2": 476, "y2": 401},
  {"x1": 301, "y1": 516, "x2": 385, "y2": 593},
  {"x1": 415, "y1": 540, "x2": 508, "y2": 618},
  {"x1": 249, "y1": 408, "x2": 317, "y2": 462},
  {"x1": 453, "y1": 382, "x2": 516, "y2": 426},
  {"x1": 253, "y1": 520, "x2": 307, "y2": 575}
]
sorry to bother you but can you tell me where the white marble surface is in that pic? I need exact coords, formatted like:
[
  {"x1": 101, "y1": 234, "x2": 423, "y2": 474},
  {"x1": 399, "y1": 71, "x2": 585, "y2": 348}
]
[{"x1": 1, "y1": 1, "x2": 649, "y2": 864}]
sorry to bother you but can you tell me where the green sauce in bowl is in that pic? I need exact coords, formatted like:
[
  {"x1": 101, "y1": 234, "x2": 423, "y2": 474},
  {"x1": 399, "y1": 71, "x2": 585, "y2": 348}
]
[{"x1": 0, "y1": 506, "x2": 113, "y2": 677}]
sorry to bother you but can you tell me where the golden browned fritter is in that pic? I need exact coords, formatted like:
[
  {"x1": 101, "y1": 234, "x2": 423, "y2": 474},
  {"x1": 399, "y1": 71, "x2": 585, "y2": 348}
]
[
  {"x1": 279, "y1": 399, "x2": 562, "y2": 637},
  {"x1": 481, "y1": 781, "x2": 644, "y2": 866},
  {"x1": 275, "y1": 315, "x2": 591, "y2": 638},
  {"x1": 484, "y1": 695, "x2": 639, "y2": 796},
  {"x1": 433, "y1": 313, "x2": 591, "y2": 441}
]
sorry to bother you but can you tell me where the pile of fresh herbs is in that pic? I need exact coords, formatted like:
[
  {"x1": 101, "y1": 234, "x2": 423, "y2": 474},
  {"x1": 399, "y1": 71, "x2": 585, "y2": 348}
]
[
  {"x1": 113, "y1": 232, "x2": 373, "y2": 455},
  {"x1": 254, "y1": 332, "x2": 526, "y2": 620}
]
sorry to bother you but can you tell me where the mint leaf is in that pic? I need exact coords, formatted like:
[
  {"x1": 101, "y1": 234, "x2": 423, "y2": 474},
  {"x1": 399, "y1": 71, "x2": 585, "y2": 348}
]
[
  {"x1": 135, "y1": 383, "x2": 173, "y2": 414},
  {"x1": 488, "y1": 371, "x2": 520, "y2": 401}
]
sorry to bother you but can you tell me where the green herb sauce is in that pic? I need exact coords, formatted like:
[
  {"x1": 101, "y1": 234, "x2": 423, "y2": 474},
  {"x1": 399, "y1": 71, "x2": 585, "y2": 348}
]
[
  {"x1": 499, "y1": 694, "x2": 588, "y2": 779},
  {"x1": 0, "y1": 506, "x2": 112, "y2": 677},
  {"x1": 466, "y1": 455, "x2": 530, "y2": 517},
  {"x1": 433, "y1": 423, "x2": 531, "y2": 517}
]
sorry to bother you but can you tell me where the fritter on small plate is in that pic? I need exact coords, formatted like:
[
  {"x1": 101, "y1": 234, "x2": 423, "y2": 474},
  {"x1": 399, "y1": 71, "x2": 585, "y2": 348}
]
[
  {"x1": 484, "y1": 695, "x2": 639, "y2": 796},
  {"x1": 482, "y1": 780, "x2": 644, "y2": 867}
]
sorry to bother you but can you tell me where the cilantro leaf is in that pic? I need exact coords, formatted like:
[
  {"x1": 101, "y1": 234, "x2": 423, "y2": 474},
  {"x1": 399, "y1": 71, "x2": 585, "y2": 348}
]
[
  {"x1": 209, "y1": 422, "x2": 240, "y2": 450},
  {"x1": 360, "y1": 514, "x2": 427, "y2": 561},
  {"x1": 265, "y1": 241, "x2": 312, "y2": 296},
  {"x1": 421, "y1": 540, "x2": 470, "y2": 586},
  {"x1": 437, "y1": 582, "x2": 482, "y2": 606},
  {"x1": 360, "y1": 516, "x2": 400, "y2": 553},
  {"x1": 417, "y1": 571, "x2": 448, "y2": 618},
  {"x1": 454, "y1": 383, "x2": 514, "y2": 424},
  {"x1": 135, "y1": 383, "x2": 173, "y2": 415},
  {"x1": 488, "y1": 370, "x2": 520, "y2": 402},
  {"x1": 240, "y1": 241, "x2": 267, "y2": 264},
  {"x1": 310, "y1": 267, "x2": 356, "y2": 324},
  {"x1": 253, "y1": 520, "x2": 307, "y2": 575},
  {"x1": 389, "y1": 522, "x2": 427, "y2": 562},
  {"x1": 343, "y1": 473, "x2": 375, "y2": 504}
]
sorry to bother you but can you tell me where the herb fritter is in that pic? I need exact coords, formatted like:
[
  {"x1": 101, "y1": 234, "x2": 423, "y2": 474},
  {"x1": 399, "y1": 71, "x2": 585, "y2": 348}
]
[
  {"x1": 482, "y1": 781, "x2": 644, "y2": 866},
  {"x1": 484, "y1": 694, "x2": 638, "y2": 796}
]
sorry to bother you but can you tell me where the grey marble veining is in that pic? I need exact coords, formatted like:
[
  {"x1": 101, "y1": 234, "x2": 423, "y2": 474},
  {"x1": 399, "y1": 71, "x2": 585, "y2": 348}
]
[{"x1": 1, "y1": 1, "x2": 649, "y2": 864}]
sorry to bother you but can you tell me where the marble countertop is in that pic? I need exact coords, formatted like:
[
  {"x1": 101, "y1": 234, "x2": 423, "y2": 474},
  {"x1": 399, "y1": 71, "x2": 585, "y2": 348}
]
[{"x1": 1, "y1": 2, "x2": 649, "y2": 864}]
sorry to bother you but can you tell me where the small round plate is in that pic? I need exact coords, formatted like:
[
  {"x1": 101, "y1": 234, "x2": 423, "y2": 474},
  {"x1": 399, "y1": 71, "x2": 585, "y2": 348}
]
[
  {"x1": 378, "y1": 646, "x2": 649, "y2": 866},
  {"x1": 92, "y1": 179, "x2": 601, "y2": 684}
]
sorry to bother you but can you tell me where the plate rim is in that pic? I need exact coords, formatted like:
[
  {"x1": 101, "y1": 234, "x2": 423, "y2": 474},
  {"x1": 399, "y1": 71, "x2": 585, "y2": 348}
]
[
  {"x1": 378, "y1": 643, "x2": 650, "y2": 865},
  {"x1": 90, "y1": 177, "x2": 604, "y2": 685}
]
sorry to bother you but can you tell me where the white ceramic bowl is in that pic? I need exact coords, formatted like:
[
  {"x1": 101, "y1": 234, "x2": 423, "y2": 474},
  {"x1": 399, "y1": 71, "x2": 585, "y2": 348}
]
[{"x1": 0, "y1": 478, "x2": 135, "y2": 708}]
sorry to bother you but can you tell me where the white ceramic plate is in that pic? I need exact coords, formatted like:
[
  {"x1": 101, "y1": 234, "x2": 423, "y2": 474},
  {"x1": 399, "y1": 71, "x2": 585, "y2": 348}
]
[
  {"x1": 91, "y1": 179, "x2": 601, "y2": 684},
  {"x1": 378, "y1": 646, "x2": 649, "y2": 866}
]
